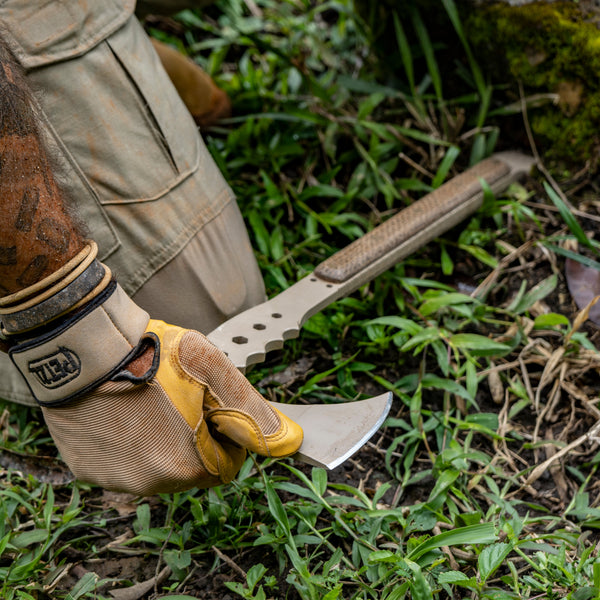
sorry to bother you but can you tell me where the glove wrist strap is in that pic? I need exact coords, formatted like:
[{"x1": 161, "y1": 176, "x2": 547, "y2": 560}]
[
  {"x1": 9, "y1": 281, "x2": 150, "y2": 406},
  {"x1": 0, "y1": 241, "x2": 111, "y2": 334}
]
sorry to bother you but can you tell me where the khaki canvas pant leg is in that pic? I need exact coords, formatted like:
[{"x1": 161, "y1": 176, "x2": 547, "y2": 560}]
[
  {"x1": 0, "y1": 1, "x2": 265, "y2": 406},
  {"x1": 132, "y1": 201, "x2": 266, "y2": 332}
]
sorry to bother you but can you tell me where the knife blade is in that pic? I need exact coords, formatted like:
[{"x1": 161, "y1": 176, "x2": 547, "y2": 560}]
[{"x1": 270, "y1": 392, "x2": 393, "y2": 470}]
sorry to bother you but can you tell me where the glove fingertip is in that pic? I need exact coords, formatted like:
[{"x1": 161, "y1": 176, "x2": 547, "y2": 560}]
[
  {"x1": 208, "y1": 407, "x2": 303, "y2": 459},
  {"x1": 265, "y1": 407, "x2": 303, "y2": 458}
]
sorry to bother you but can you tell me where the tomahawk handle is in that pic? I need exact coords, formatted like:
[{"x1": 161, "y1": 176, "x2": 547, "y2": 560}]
[
  {"x1": 314, "y1": 154, "x2": 519, "y2": 284},
  {"x1": 208, "y1": 152, "x2": 534, "y2": 370}
]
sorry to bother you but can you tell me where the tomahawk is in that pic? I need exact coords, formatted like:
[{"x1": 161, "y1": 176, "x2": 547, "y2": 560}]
[{"x1": 208, "y1": 152, "x2": 535, "y2": 469}]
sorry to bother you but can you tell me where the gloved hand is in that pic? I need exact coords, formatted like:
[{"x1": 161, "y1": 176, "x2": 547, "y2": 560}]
[{"x1": 1, "y1": 243, "x2": 303, "y2": 495}]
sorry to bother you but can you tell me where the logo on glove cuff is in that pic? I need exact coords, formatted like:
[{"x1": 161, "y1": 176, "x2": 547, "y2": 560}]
[{"x1": 28, "y1": 347, "x2": 82, "y2": 389}]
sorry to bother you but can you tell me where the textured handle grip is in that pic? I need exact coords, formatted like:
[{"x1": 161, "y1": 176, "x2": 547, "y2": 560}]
[{"x1": 314, "y1": 157, "x2": 510, "y2": 283}]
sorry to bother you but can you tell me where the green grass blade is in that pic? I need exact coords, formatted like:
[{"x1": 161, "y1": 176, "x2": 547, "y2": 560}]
[
  {"x1": 441, "y1": 0, "x2": 486, "y2": 98},
  {"x1": 545, "y1": 243, "x2": 600, "y2": 271},
  {"x1": 543, "y1": 181, "x2": 593, "y2": 251},
  {"x1": 432, "y1": 146, "x2": 460, "y2": 188},
  {"x1": 393, "y1": 11, "x2": 415, "y2": 95},
  {"x1": 393, "y1": 124, "x2": 451, "y2": 146},
  {"x1": 410, "y1": 7, "x2": 443, "y2": 103},
  {"x1": 406, "y1": 523, "x2": 497, "y2": 562}
]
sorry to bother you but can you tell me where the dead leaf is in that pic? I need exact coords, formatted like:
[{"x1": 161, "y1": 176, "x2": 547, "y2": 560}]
[
  {"x1": 529, "y1": 300, "x2": 551, "y2": 317},
  {"x1": 568, "y1": 296, "x2": 600, "y2": 344},
  {"x1": 101, "y1": 491, "x2": 139, "y2": 517},
  {"x1": 565, "y1": 258, "x2": 600, "y2": 325},
  {"x1": 257, "y1": 356, "x2": 316, "y2": 387},
  {"x1": 487, "y1": 362, "x2": 504, "y2": 405},
  {"x1": 534, "y1": 347, "x2": 565, "y2": 410},
  {"x1": 109, "y1": 566, "x2": 171, "y2": 600},
  {"x1": 556, "y1": 80, "x2": 584, "y2": 116},
  {"x1": 524, "y1": 420, "x2": 600, "y2": 488},
  {"x1": 544, "y1": 429, "x2": 570, "y2": 504}
]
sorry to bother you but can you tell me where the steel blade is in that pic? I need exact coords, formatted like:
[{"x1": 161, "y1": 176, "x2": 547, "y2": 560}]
[{"x1": 269, "y1": 392, "x2": 393, "y2": 469}]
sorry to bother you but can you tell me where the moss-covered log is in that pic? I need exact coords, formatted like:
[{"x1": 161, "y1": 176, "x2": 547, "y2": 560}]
[
  {"x1": 355, "y1": 0, "x2": 600, "y2": 170},
  {"x1": 466, "y1": 1, "x2": 600, "y2": 168}
]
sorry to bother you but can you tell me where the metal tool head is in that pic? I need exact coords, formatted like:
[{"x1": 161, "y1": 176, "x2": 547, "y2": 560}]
[{"x1": 269, "y1": 392, "x2": 393, "y2": 469}]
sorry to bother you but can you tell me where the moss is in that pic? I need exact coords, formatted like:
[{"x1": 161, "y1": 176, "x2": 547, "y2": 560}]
[
  {"x1": 465, "y1": 1, "x2": 600, "y2": 167},
  {"x1": 354, "y1": 0, "x2": 600, "y2": 169}
]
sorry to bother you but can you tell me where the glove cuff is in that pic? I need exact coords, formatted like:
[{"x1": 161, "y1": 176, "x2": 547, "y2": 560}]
[
  {"x1": 9, "y1": 280, "x2": 149, "y2": 406},
  {"x1": 0, "y1": 241, "x2": 110, "y2": 334}
]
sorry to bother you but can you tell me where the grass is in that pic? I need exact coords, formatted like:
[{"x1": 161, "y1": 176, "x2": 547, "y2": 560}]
[{"x1": 3, "y1": 0, "x2": 600, "y2": 598}]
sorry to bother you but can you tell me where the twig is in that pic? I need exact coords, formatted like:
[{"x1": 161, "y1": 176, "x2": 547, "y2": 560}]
[
  {"x1": 543, "y1": 428, "x2": 570, "y2": 504},
  {"x1": 243, "y1": 0, "x2": 263, "y2": 17},
  {"x1": 358, "y1": 467, "x2": 373, "y2": 494},
  {"x1": 398, "y1": 151, "x2": 434, "y2": 179},
  {"x1": 367, "y1": 441, "x2": 403, "y2": 459},
  {"x1": 523, "y1": 420, "x2": 600, "y2": 488},
  {"x1": 472, "y1": 356, "x2": 540, "y2": 381},
  {"x1": 523, "y1": 200, "x2": 600, "y2": 224},
  {"x1": 212, "y1": 545, "x2": 247, "y2": 580},
  {"x1": 518, "y1": 356, "x2": 536, "y2": 407},
  {"x1": 471, "y1": 239, "x2": 535, "y2": 299},
  {"x1": 519, "y1": 80, "x2": 576, "y2": 210}
]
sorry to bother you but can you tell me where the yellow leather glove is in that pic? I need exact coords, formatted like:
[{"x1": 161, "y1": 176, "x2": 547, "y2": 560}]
[
  {"x1": 2, "y1": 244, "x2": 303, "y2": 495},
  {"x1": 38, "y1": 319, "x2": 303, "y2": 495}
]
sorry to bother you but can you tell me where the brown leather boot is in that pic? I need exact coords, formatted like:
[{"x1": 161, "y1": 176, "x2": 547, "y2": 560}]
[{"x1": 151, "y1": 38, "x2": 232, "y2": 128}]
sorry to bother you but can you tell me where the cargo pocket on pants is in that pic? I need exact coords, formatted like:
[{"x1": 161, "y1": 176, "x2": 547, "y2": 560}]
[{"x1": 27, "y1": 17, "x2": 200, "y2": 206}]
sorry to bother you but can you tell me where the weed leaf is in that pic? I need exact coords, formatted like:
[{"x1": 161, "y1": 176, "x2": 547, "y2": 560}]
[
  {"x1": 421, "y1": 373, "x2": 473, "y2": 403},
  {"x1": 478, "y1": 542, "x2": 512, "y2": 581},
  {"x1": 506, "y1": 274, "x2": 557, "y2": 315},
  {"x1": 11, "y1": 529, "x2": 48, "y2": 549},
  {"x1": 66, "y1": 572, "x2": 101, "y2": 599},
  {"x1": 438, "y1": 570, "x2": 475, "y2": 585},
  {"x1": 405, "y1": 559, "x2": 434, "y2": 600},
  {"x1": 428, "y1": 468, "x2": 460, "y2": 502},
  {"x1": 247, "y1": 564, "x2": 268, "y2": 592},
  {"x1": 449, "y1": 333, "x2": 511, "y2": 357},
  {"x1": 419, "y1": 292, "x2": 477, "y2": 317},
  {"x1": 407, "y1": 523, "x2": 496, "y2": 562}
]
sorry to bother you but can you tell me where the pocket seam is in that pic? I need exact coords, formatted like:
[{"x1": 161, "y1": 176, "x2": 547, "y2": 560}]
[
  {"x1": 105, "y1": 37, "x2": 180, "y2": 176},
  {"x1": 99, "y1": 136, "x2": 202, "y2": 206},
  {"x1": 0, "y1": 1, "x2": 136, "y2": 70}
]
